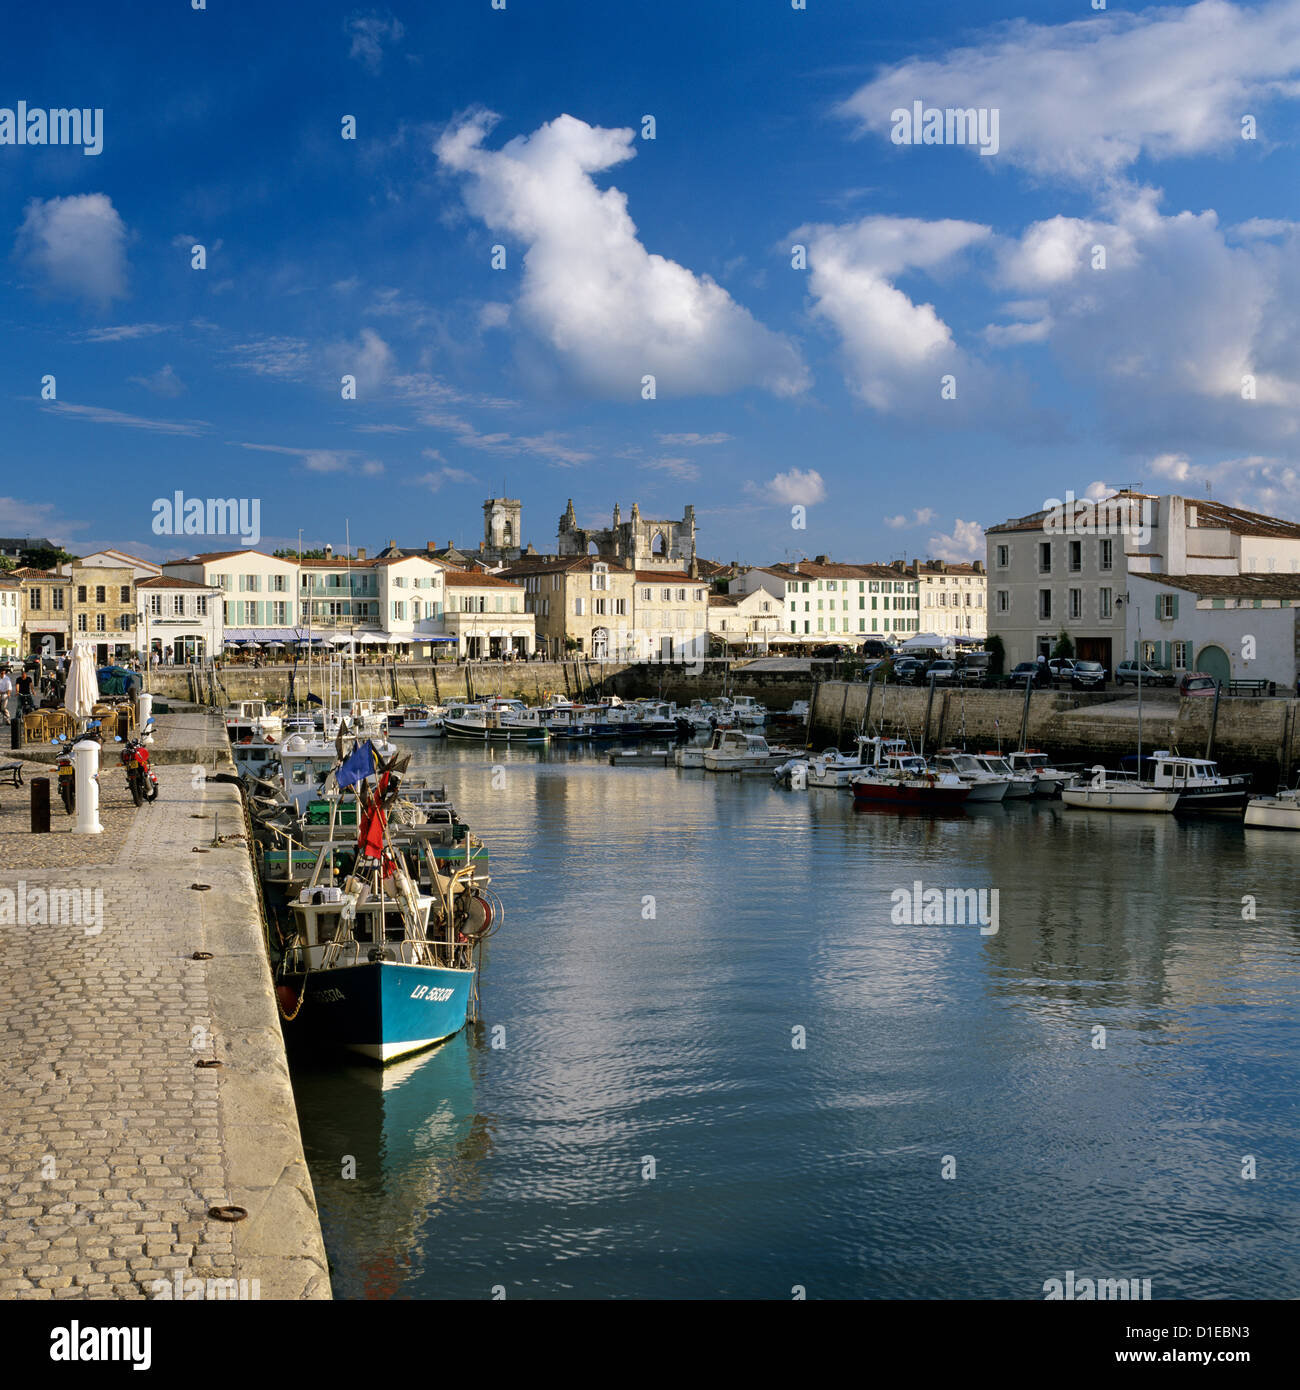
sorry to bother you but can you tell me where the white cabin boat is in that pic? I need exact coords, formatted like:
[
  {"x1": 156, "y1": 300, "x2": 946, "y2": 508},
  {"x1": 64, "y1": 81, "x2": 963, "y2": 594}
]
[
  {"x1": 225, "y1": 699, "x2": 283, "y2": 742},
  {"x1": 1062, "y1": 766, "x2": 1179, "y2": 813},
  {"x1": 702, "y1": 729, "x2": 789, "y2": 772},
  {"x1": 932, "y1": 751, "x2": 1010, "y2": 802},
  {"x1": 1244, "y1": 784, "x2": 1300, "y2": 829},
  {"x1": 729, "y1": 695, "x2": 768, "y2": 726},
  {"x1": 970, "y1": 753, "x2": 1036, "y2": 798},
  {"x1": 1006, "y1": 750, "x2": 1075, "y2": 797}
]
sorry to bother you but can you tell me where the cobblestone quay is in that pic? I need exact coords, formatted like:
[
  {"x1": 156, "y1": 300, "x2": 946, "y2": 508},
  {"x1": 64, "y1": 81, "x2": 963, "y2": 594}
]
[{"x1": 0, "y1": 719, "x2": 330, "y2": 1300}]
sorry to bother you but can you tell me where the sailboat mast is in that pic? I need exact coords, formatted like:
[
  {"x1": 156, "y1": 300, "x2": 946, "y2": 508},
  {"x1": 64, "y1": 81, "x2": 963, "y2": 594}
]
[{"x1": 1136, "y1": 604, "x2": 1143, "y2": 769}]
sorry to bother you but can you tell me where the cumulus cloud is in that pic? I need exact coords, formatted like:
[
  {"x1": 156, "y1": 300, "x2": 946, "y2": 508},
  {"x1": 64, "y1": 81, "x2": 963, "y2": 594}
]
[
  {"x1": 345, "y1": 10, "x2": 405, "y2": 73},
  {"x1": 838, "y1": 0, "x2": 1300, "y2": 182},
  {"x1": 436, "y1": 111, "x2": 809, "y2": 399},
  {"x1": 15, "y1": 194, "x2": 128, "y2": 308},
  {"x1": 747, "y1": 468, "x2": 826, "y2": 506},
  {"x1": 794, "y1": 215, "x2": 991, "y2": 411},
  {"x1": 926, "y1": 519, "x2": 985, "y2": 562}
]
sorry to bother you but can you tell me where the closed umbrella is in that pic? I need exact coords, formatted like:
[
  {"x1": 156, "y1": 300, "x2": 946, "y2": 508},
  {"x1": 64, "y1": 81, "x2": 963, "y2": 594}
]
[{"x1": 64, "y1": 642, "x2": 98, "y2": 728}]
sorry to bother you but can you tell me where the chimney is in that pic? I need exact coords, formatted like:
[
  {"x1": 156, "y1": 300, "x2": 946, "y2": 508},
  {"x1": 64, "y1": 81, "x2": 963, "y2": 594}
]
[
  {"x1": 689, "y1": 558, "x2": 699, "y2": 580},
  {"x1": 388, "y1": 539, "x2": 397, "y2": 551},
  {"x1": 355, "y1": 546, "x2": 366, "y2": 561},
  {"x1": 911, "y1": 559, "x2": 920, "y2": 575},
  {"x1": 1187, "y1": 505, "x2": 1198, "y2": 527},
  {"x1": 973, "y1": 560, "x2": 984, "y2": 574},
  {"x1": 427, "y1": 541, "x2": 436, "y2": 553},
  {"x1": 814, "y1": 554, "x2": 829, "y2": 565}
]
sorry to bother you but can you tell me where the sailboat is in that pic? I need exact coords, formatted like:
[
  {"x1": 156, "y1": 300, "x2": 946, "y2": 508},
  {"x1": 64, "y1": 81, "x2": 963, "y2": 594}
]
[{"x1": 1062, "y1": 611, "x2": 1178, "y2": 813}]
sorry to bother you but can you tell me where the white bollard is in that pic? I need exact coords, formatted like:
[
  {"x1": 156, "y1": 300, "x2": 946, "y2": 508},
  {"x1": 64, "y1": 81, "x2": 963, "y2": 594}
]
[
  {"x1": 73, "y1": 739, "x2": 103, "y2": 835},
  {"x1": 137, "y1": 692, "x2": 154, "y2": 742}
]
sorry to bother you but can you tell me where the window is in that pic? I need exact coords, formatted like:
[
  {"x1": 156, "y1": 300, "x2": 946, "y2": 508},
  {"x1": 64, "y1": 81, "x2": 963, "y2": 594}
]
[
  {"x1": 77, "y1": 585, "x2": 87, "y2": 602},
  {"x1": 1173, "y1": 640, "x2": 1190, "y2": 668},
  {"x1": 996, "y1": 545, "x2": 1009, "y2": 568},
  {"x1": 270, "y1": 601, "x2": 284, "y2": 623},
  {"x1": 77, "y1": 613, "x2": 87, "y2": 631},
  {"x1": 996, "y1": 590, "x2": 1009, "y2": 613},
  {"x1": 1157, "y1": 594, "x2": 1176, "y2": 620},
  {"x1": 173, "y1": 595, "x2": 185, "y2": 616},
  {"x1": 119, "y1": 614, "x2": 131, "y2": 630},
  {"x1": 95, "y1": 585, "x2": 105, "y2": 603},
  {"x1": 661, "y1": 588, "x2": 671, "y2": 601},
  {"x1": 120, "y1": 585, "x2": 130, "y2": 603},
  {"x1": 1099, "y1": 588, "x2": 1112, "y2": 619},
  {"x1": 30, "y1": 589, "x2": 41, "y2": 611},
  {"x1": 1099, "y1": 538, "x2": 1113, "y2": 571},
  {"x1": 96, "y1": 614, "x2": 106, "y2": 632},
  {"x1": 641, "y1": 587, "x2": 651, "y2": 601},
  {"x1": 149, "y1": 594, "x2": 162, "y2": 616},
  {"x1": 615, "y1": 598, "x2": 627, "y2": 616},
  {"x1": 1038, "y1": 542, "x2": 1052, "y2": 574},
  {"x1": 575, "y1": 597, "x2": 584, "y2": 616},
  {"x1": 594, "y1": 598, "x2": 607, "y2": 615},
  {"x1": 1039, "y1": 589, "x2": 1052, "y2": 620},
  {"x1": 677, "y1": 589, "x2": 687, "y2": 602},
  {"x1": 1068, "y1": 541, "x2": 1082, "y2": 572},
  {"x1": 1069, "y1": 589, "x2": 1082, "y2": 619}
]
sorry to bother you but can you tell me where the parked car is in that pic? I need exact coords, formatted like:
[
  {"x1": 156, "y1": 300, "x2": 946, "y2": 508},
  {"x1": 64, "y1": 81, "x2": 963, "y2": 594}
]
[
  {"x1": 957, "y1": 653, "x2": 992, "y2": 686},
  {"x1": 859, "y1": 659, "x2": 888, "y2": 679},
  {"x1": 1009, "y1": 661, "x2": 1053, "y2": 688},
  {"x1": 1046, "y1": 658, "x2": 1076, "y2": 683},
  {"x1": 1069, "y1": 660, "x2": 1107, "y2": 689},
  {"x1": 892, "y1": 657, "x2": 926, "y2": 684},
  {"x1": 1178, "y1": 672, "x2": 1219, "y2": 697},
  {"x1": 860, "y1": 639, "x2": 891, "y2": 659},
  {"x1": 812, "y1": 643, "x2": 849, "y2": 659},
  {"x1": 1115, "y1": 660, "x2": 1175, "y2": 687},
  {"x1": 924, "y1": 659, "x2": 960, "y2": 685}
]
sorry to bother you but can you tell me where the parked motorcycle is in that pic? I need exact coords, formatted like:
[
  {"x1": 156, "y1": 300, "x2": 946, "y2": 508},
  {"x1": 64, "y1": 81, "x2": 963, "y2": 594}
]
[
  {"x1": 119, "y1": 733, "x2": 159, "y2": 807},
  {"x1": 52, "y1": 724, "x2": 104, "y2": 816}
]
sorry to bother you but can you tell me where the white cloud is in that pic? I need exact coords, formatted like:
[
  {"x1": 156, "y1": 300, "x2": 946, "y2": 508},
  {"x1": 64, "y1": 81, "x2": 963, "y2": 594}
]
[
  {"x1": 129, "y1": 364, "x2": 185, "y2": 397},
  {"x1": 336, "y1": 328, "x2": 392, "y2": 394},
  {"x1": 644, "y1": 457, "x2": 700, "y2": 482},
  {"x1": 15, "y1": 194, "x2": 128, "y2": 308},
  {"x1": 231, "y1": 442, "x2": 354, "y2": 473},
  {"x1": 360, "y1": 459, "x2": 385, "y2": 476},
  {"x1": 344, "y1": 10, "x2": 404, "y2": 74},
  {"x1": 437, "y1": 111, "x2": 809, "y2": 398},
  {"x1": 884, "y1": 507, "x2": 937, "y2": 528},
  {"x1": 478, "y1": 301, "x2": 510, "y2": 330},
  {"x1": 657, "y1": 432, "x2": 731, "y2": 446},
  {"x1": 79, "y1": 323, "x2": 165, "y2": 343},
  {"x1": 1149, "y1": 453, "x2": 1191, "y2": 481},
  {"x1": 747, "y1": 468, "x2": 826, "y2": 507},
  {"x1": 838, "y1": 0, "x2": 1300, "y2": 182},
  {"x1": 419, "y1": 467, "x2": 476, "y2": 493},
  {"x1": 42, "y1": 401, "x2": 206, "y2": 436},
  {"x1": 926, "y1": 519, "x2": 985, "y2": 562},
  {"x1": 794, "y1": 215, "x2": 990, "y2": 411}
]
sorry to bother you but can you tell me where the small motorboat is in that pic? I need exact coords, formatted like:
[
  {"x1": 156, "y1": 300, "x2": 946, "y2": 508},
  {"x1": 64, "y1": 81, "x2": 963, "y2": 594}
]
[{"x1": 1062, "y1": 766, "x2": 1179, "y2": 813}]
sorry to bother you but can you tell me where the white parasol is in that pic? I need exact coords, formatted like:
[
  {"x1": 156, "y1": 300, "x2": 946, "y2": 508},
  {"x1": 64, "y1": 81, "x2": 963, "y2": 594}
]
[{"x1": 64, "y1": 642, "x2": 99, "y2": 727}]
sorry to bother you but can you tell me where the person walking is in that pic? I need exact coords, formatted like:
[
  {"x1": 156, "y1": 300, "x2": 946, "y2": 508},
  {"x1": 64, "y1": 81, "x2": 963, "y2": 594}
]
[{"x1": 0, "y1": 666, "x2": 12, "y2": 722}]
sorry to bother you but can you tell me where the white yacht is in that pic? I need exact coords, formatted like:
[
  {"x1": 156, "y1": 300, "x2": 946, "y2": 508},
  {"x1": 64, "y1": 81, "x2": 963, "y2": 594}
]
[
  {"x1": 701, "y1": 729, "x2": 792, "y2": 772},
  {"x1": 970, "y1": 753, "x2": 1036, "y2": 798},
  {"x1": 1062, "y1": 766, "x2": 1179, "y2": 813},
  {"x1": 1245, "y1": 783, "x2": 1300, "y2": 830},
  {"x1": 1006, "y1": 750, "x2": 1075, "y2": 797},
  {"x1": 932, "y1": 751, "x2": 1011, "y2": 802}
]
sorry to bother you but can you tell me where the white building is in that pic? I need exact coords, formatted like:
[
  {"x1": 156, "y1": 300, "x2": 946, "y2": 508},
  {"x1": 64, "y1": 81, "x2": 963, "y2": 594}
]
[
  {"x1": 163, "y1": 550, "x2": 300, "y2": 639},
  {"x1": 708, "y1": 587, "x2": 783, "y2": 651},
  {"x1": 0, "y1": 575, "x2": 20, "y2": 655},
  {"x1": 373, "y1": 554, "x2": 450, "y2": 657},
  {"x1": 731, "y1": 559, "x2": 921, "y2": 645},
  {"x1": 442, "y1": 569, "x2": 535, "y2": 658},
  {"x1": 917, "y1": 561, "x2": 986, "y2": 642},
  {"x1": 136, "y1": 576, "x2": 224, "y2": 664},
  {"x1": 633, "y1": 569, "x2": 710, "y2": 659},
  {"x1": 986, "y1": 491, "x2": 1300, "y2": 674}
]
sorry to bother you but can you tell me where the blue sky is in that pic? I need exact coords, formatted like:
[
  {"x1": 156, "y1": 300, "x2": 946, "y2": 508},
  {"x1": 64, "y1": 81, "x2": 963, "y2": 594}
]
[{"x1": 4, "y1": 0, "x2": 1300, "y2": 566}]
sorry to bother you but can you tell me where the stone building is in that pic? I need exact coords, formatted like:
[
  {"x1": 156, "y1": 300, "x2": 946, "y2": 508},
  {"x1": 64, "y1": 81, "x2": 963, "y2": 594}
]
[
  {"x1": 503, "y1": 555, "x2": 637, "y2": 660},
  {"x1": 557, "y1": 500, "x2": 696, "y2": 570}
]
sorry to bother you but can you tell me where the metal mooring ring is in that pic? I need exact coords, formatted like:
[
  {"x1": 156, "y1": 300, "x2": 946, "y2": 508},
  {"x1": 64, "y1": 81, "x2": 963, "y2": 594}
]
[{"x1": 208, "y1": 1205, "x2": 248, "y2": 1222}]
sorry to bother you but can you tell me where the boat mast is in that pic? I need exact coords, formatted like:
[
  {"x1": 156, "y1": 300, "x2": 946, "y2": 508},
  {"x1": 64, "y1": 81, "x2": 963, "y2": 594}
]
[{"x1": 1136, "y1": 603, "x2": 1143, "y2": 770}]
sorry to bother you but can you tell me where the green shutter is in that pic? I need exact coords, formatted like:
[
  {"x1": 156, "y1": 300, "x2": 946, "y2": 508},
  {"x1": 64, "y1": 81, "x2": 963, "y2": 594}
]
[{"x1": 1171, "y1": 595, "x2": 1179, "y2": 619}]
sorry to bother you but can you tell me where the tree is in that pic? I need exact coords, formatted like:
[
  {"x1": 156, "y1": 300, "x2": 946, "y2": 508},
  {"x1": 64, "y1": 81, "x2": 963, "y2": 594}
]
[
  {"x1": 273, "y1": 547, "x2": 331, "y2": 559},
  {"x1": 985, "y1": 634, "x2": 1006, "y2": 675},
  {"x1": 1052, "y1": 630, "x2": 1075, "y2": 659},
  {"x1": 20, "y1": 545, "x2": 75, "y2": 570}
]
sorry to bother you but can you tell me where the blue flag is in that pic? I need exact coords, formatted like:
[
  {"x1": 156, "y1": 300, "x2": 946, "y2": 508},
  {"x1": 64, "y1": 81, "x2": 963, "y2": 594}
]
[{"x1": 336, "y1": 739, "x2": 375, "y2": 790}]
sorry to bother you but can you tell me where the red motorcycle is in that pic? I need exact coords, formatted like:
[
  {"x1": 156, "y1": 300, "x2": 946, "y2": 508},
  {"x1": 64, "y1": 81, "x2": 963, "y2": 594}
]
[{"x1": 119, "y1": 735, "x2": 159, "y2": 807}]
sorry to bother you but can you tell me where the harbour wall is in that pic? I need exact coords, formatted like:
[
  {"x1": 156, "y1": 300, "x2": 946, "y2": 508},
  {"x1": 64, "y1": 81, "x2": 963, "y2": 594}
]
[
  {"x1": 808, "y1": 681, "x2": 1299, "y2": 784},
  {"x1": 146, "y1": 659, "x2": 817, "y2": 711}
]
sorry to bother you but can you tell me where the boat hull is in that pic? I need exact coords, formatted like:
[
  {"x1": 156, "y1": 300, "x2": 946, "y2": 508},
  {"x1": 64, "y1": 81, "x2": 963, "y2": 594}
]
[
  {"x1": 1062, "y1": 786, "x2": 1179, "y2": 812},
  {"x1": 1244, "y1": 799, "x2": 1300, "y2": 829},
  {"x1": 850, "y1": 778, "x2": 970, "y2": 806},
  {"x1": 443, "y1": 719, "x2": 549, "y2": 742},
  {"x1": 278, "y1": 959, "x2": 474, "y2": 1064}
]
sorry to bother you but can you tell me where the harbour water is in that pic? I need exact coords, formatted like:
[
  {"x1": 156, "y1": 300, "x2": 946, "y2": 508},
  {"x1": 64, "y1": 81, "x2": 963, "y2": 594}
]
[{"x1": 291, "y1": 743, "x2": 1300, "y2": 1299}]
